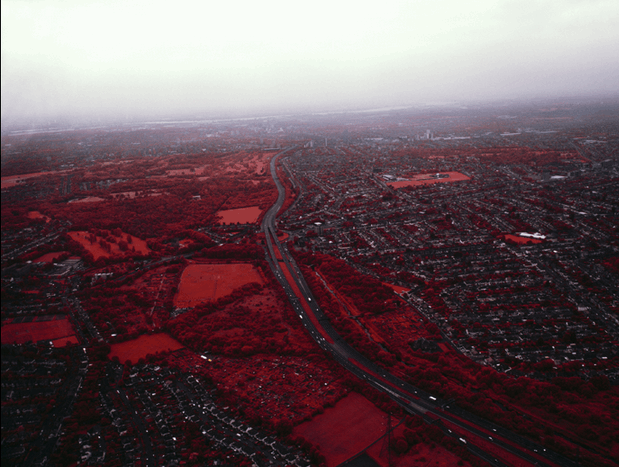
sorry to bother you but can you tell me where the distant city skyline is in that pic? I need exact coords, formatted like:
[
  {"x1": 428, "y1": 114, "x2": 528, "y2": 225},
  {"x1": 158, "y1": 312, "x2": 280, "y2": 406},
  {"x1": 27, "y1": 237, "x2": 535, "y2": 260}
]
[{"x1": 2, "y1": 0, "x2": 618, "y2": 124}]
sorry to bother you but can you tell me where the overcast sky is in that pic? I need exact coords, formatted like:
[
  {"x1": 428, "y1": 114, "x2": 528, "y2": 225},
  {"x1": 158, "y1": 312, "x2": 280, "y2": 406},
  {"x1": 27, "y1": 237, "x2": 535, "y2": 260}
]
[{"x1": 2, "y1": 0, "x2": 618, "y2": 122}]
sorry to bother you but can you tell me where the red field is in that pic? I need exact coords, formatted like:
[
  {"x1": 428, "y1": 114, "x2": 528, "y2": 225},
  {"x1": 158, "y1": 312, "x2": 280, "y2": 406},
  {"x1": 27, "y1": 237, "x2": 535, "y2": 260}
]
[
  {"x1": 34, "y1": 251, "x2": 68, "y2": 263},
  {"x1": 69, "y1": 196, "x2": 105, "y2": 203},
  {"x1": 174, "y1": 262, "x2": 263, "y2": 307},
  {"x1": 216, "y1": 206, "x2": 262, "y2": 225},
  {"x1": 293, "y1": 391, "x2": 394, "y2": 467},
  {"x1": 503, "y1": 234, "x2": 543, "y2": 244},
  {"x1": 68, "y1": 230, "x2": 150, "y2": 260},
  {"x1": 293, "y1": 385, "x2": 471, "y2": 467},
  {"x1": 108, "y1": 333, "x2": 184, "y2": 364},
  {"x1": 383, "y1": 282, "x2": 410, "y2": 294},
  {"x1": 367, "y1": 435, "x2": 472, "y2": 467},
  {"x1": 111, "y1": 190, "x2": 162, "y2": 199},
  {"x1": 51, "y1": 336, "x2": 80, "y2": 347},
  {"x1": 166, "y1": 166, "x2": 208, "y2": 176},
  {"x1": 26, "y1": 211, "x2": 51, "y2": 222},
  {"x1": 1, "y1": 317, "x2": 77, "y2": 346},
  {"x1": 388, "y1": 171, "x2": 470, "y2": 188},
  {"x1": 1, "y1": 171, "x2": 55, "y2": 189}
]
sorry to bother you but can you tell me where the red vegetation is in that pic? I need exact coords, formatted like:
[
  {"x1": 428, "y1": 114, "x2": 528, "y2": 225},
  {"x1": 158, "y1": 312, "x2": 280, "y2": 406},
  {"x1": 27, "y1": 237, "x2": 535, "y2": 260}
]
[
  {"x1": 26, "y1": 210, "x2": 51, "y2": 221},
  {"x1": 1, "y1": 316, "x2": 77, "y2": 346},
  {"x1": 290, "y1": 248, "x2": 619, "y2": 467},
  {"x1": 383, "y1": 282, "x2": 410, "y2": 294},
  {"x1": 33, "y1": 251, "x2": 69, "y2": 263},
  {"x1": 206, "y1": 353, "x2": 348, "y2": 430},
  {"x1": 68, "y1": 229, "x2": 149, "y2": 261},
  {"x1": 291, "y1": 250, "x2": 434, "y2": 366},
  {"x1": 216, "y1": 206, "x2": 262, "y2": 225},
  {"x1": 388, "y1": 171, "x2": 471, "y2": 188},
  {"x1": 108, "y1": 333, "x2": 184, "y2": 364},
  {"x1": 295, "y1": 250, "x2": 397, "y2": 315},
  {"x1": 78, "y1": 280, "x2": 157, "y2": 340},
  {"x1": 503, "y1": 234, "x2": 543, "y2": 245},
  {"x1": 69, "y1": 196, "x2": 105, "y2": 203},
  {"x1": 174, "y1": 262, "x2": 264, "y2": 307},
  {"x1": 294, "y1": 391, "x2": 394, "y2": 467},
  {"x1": 168, "y1": 260, "x2": 319, "y2": 359},
  {"x1": 275, "y1": 158, "x2": 299, "y2": 215},
  {"x1": 3, "y1": 119, "x2": 617, "y2": 467},
  {"x1": 1, "y1": 171, "x2": 58, "y2": 189},
  {"x1": 369, "y1": 439, "x2": 474, "y2": 467}
]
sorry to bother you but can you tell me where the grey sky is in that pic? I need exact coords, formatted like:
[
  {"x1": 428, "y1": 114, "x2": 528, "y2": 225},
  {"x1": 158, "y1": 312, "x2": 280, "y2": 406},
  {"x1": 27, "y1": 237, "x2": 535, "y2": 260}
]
[{"x1": 2, "y1": 0, "x2": 618, "y2": 121}]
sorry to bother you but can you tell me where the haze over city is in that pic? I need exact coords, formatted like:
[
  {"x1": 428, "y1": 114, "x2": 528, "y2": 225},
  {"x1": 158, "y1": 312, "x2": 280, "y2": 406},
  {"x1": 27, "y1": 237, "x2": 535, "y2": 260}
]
[{"x1": 2, "y1": 0, "x2": 619, "y2": 124}]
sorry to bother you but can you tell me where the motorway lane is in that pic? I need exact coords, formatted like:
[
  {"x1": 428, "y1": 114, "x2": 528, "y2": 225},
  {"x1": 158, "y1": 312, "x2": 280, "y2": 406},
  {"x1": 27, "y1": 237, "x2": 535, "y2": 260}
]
[{"x1": 261, "y1": 149, "x2": 579, "y2": 467}]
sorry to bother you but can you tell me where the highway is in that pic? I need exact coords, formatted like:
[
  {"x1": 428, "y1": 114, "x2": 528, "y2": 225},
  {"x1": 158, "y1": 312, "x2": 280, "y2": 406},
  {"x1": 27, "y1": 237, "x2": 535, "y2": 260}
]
[{"x1": 261, "y1": 148, "x2": 580, "y2": 467}]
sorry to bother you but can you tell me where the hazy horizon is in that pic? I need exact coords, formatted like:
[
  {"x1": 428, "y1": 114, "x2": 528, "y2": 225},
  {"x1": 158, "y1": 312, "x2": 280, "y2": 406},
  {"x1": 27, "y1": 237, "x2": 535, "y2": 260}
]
[{"x1": 2, "y1": 0, "x2": 618, "y2": 124}]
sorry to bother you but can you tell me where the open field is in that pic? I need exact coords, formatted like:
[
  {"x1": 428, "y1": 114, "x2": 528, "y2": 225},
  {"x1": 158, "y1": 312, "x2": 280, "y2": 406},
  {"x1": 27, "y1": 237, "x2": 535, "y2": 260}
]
[
  {"x1": 166, "y1": 166, "x2": 208, "y2": 176},
  {"x1": 1, "y1": 171, "x2": 56, "y2": 189},
  {"x1": 26, "y1": 210, "x2": 50, "y2": 221},
  {"x1": 174, "y1": 262, "x2": 263, "y2": 307},
  {"x1": 503, "y1": 234, "x2": 543, "y2": 244},
  {"x1": 1, "y1": 316, "x2": 77, "y2": 346},
  {"x1": 108, "y1": 333, "x2": 184, "y2": 364},
  {"x1": 388, "y1": 171, "x2": 470, "y2": 188},
  {"x1": 294, "y1": 391, "x2": 393, "y2": 467},
  {"x1": 216, "y1": 206, "x2": 262, "y2": 225},
  {"x1": 69, "y1": 196, "x2": 105, "y2": 203},
  {"x1": 50, "y1": 336, "x2": 80, "y2": 347},
  {"x1": 111, "y1": 190, "x2": 162, "y2": 199},
  {"x1": 383, "y1": 282, "x2": 410, "y2": 294},
  {"x1": 34, "y1": 251, "x2": 68, "y2": 263}
]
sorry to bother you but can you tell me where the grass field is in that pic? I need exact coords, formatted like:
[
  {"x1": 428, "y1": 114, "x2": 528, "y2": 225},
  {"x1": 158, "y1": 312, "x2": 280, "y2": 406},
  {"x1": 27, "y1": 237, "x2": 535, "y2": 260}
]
[
  {"x1": 216, "y1": 206, "x2": 262, "y2": 225},
  {"x1": 174, "y1": 262, "x2": 263, "y2": 308},
  {"x1": 109, "y1": 333, "x2": 184, "y2": 364},
  {"x1": 2, "y1": 316, "x2": 77, "y2": 346},
  {"x1": 294, "y1": 392, "x2": 392, "y2": 467},
  {"x1": 388, "y1": 171, "x2": 470, "y2": 188}
]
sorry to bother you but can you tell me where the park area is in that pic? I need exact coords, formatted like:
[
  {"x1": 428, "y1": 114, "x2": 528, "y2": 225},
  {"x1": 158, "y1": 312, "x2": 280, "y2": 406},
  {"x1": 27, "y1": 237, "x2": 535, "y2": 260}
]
[
  {"x1": 1, "y1": 171, "x2": 56, "y2": 189},
  {"x1": 216, "y1": 206, "x2": 262, "y2": 225},
  {"x1": 34, "y1": 251, "x2": 69, "y2": 263},
  {"x1": 173, "y1": 262, "x2": 264, "y2": 308},
  {"x1": 503, "y1": 233, "x2": 543, "y2": 245},
  {"x1": 68, "y1": 196, "x2": 105, "y2": 203},
  {"x1": 383, "y1": 282, "x2": 410, "y2": 294},
  {"x1": 108, "y1": 333, "x2": 184, "y2": 364},
  {"x1": 294, "y1": 391, "x2": 393, "y2": 466},
  {"x1": 68, "y1": 230, "x2": 150, "y2": 260},
  {"x1": 1, "y1": 316, "x2": 78, "y2": 347},
  {"x1": 27, "y1": 211, "x2": 51, "y2": 222},
  {"x1": 388, "y1": 171, "x2": 470, "y2": 188},
  {"x1": 294, "y1": 391, "x2": 472, "y2": 467}
]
